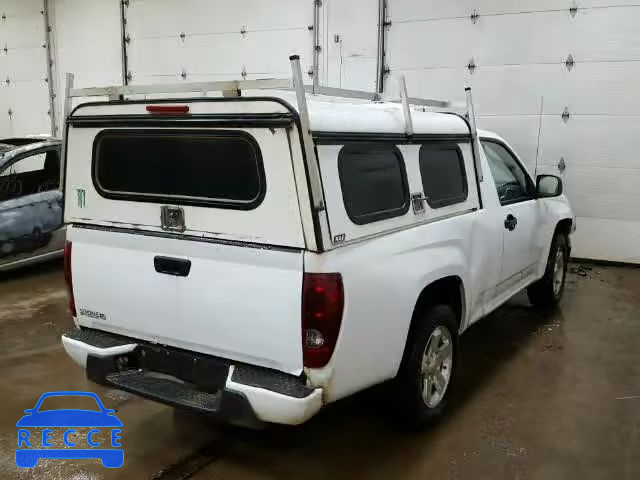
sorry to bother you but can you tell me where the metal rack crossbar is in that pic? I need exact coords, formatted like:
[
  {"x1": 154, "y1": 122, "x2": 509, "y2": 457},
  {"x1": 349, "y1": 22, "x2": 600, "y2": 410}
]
[{"x1": 67, "y1": 79, "x2": 450, "y2": 109}]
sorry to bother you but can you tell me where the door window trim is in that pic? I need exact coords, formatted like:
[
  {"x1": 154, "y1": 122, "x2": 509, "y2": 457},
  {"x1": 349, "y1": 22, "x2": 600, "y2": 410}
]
[{"x1": 481, "y1": 138, "x2": 535, "y2": 206}]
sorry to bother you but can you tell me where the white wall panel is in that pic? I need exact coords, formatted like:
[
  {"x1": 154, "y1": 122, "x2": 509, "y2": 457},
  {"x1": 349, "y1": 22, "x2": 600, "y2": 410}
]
[
  {"x1": 397, "y1": 42, "x2": 640, "y2": 118},
  {"x1": 128, "y1": 0, "x2": 311, "y2": 37},
  {"x1": 390, "y1": 1, "x2": 640, "y2": 22},
  {"x1": 0, "y1": 0, "x2": 50, "y2": 136},
  {"x1": 389, "y1": 7, "x2": 640, "y2": 71},
  {"x1": 572, "y1": 217, "x2": 640, "y2": 263},
  {"x1": 53, "y1": 0, "x2": 122, "y2": 88},
  {"x1": 387, "y1": 0, "x2": 640, "y2": 262},
  {"x1": 51, "y1": 0, "x2": 122, "y2": 132},
  {"x1": 387, "y1": 18, "x2": 471, "y2": 70},
  {"x1": 389, "y1": 1, "x2": 571, "y2": 22},
  {"x1": 126, "y1": 0, "x2": 314, "y2": 84},
  {"x1": 538, "y1": 116, "x2": 640, "y2": 171},
  {"x1": 324, "y1": 0, "x2": 378, "y2": 90},
  {"x1": 129, "y1": 29, "x2": 311, "y2": 80}
]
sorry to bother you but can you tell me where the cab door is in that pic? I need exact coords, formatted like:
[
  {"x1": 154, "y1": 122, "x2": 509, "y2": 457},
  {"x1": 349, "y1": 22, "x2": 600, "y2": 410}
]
[
  {"x1": 0, "y1": 147, "x2": 64, "y2": 269},
  {"x1": 481, "y1": 140, "x2": 540, "y2": 295}
]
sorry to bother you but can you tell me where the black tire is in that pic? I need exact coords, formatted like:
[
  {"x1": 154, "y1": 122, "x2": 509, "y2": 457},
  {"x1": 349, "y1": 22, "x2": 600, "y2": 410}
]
[
  {"x1": 394, "y1": 304, "x2": 459, "y2": 427},
  {"x1": 527, "y1": 233, "x2": 568, "y2": 308}
]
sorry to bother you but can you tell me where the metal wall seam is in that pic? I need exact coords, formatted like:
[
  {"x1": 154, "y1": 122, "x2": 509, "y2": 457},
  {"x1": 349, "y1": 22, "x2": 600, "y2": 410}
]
[
  {"x1": 43, "y1": 0, "x2": 58, "y2": 136},
  {"x1": 312, "y1": 0, "x2": 321, "y2": 91},
  {"x1": 120, "y1": 0, "x2": 129, "y2": 85},
  {"x1": 375, "y1": 0, "x2": 388, "y2": 94}
]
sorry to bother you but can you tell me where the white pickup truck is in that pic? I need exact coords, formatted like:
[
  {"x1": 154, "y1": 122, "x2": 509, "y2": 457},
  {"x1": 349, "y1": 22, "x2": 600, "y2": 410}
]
[{"x1": 61, "y1": 60, "x2": 574, "y2": 428}]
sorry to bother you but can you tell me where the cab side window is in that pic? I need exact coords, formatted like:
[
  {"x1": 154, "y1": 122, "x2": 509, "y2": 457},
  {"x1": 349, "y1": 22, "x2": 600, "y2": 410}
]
[
  {"x1": 481, "y1": 141, "x2": 533, "y2": 205},
  {"x1": 0, "y1": 150, "x2": 60, "y2": 202}
]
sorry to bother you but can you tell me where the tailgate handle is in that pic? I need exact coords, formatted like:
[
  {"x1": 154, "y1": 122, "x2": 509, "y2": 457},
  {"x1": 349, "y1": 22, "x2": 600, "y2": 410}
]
[{"x1": 154, "y1": 256, "x2": 191, "y2": 277}]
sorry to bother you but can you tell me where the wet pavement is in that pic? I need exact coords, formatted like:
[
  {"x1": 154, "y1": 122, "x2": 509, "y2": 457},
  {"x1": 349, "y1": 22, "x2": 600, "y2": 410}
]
[{"x1": 0, "y1": 261, "x2": 638, "y2": 479}]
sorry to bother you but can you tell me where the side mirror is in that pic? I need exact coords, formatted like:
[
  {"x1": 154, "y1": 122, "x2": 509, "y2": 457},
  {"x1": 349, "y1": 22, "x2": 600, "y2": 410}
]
[
  {"x1": 23, "y1": 409, "x2": 33, "y2": 414},
  {"x1": 536, "y1": 175, "x2": 563, "y2": 198}
]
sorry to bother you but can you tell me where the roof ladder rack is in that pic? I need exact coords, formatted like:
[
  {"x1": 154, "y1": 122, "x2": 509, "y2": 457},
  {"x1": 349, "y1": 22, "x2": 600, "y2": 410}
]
[
  {"x1": 63, "y1": 59, "x2": 453, "y2": 109},
  {"x1": 60, "y1": 56, "x2": 484, "y2": 200}
]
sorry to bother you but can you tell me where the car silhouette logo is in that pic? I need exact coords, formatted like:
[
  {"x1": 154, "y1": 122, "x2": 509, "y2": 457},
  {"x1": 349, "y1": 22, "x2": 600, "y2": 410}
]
[{"x1": 15, "y1": 391, "x2": 123, "y2": 468}]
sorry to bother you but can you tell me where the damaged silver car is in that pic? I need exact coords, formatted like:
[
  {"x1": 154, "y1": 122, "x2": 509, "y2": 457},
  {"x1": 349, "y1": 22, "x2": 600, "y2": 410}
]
[{"x1": 0, "y1": 137, "x2": 64, "y2": 272}]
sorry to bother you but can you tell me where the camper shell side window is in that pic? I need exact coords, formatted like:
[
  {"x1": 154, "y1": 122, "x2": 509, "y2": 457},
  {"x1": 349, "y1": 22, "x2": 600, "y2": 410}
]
[{"x1": 337, "y1": 143, "x2": 410, "y2": 225}]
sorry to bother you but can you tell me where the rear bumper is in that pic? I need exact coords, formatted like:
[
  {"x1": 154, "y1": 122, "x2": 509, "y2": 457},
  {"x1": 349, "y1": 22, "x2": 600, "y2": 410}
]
[{"x1": 62, "y1": 328, "x2": 323, "y2": 427}]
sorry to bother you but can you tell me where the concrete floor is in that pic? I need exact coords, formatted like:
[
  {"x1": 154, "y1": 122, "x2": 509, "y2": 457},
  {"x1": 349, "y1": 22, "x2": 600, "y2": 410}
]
[{"x1": 0, "y1": 262, "x2": 638, "y2": 479}]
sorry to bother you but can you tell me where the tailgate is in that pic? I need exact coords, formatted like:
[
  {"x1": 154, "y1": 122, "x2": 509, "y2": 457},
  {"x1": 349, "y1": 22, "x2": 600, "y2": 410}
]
[
  {"x1": 64, "y1": 99, "x2": 312, "y2": 375},
  {"x1": 69, "y1": 226, "x2": 304, "y2": 374}
]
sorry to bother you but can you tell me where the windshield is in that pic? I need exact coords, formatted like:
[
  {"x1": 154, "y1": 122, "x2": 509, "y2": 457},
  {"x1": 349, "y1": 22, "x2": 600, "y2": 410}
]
[{"x1": 37, "y1": 395, "x2": 101, "y2": 412}]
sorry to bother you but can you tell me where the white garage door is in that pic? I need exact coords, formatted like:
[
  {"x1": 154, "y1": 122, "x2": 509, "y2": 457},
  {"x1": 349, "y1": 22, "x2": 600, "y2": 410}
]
[
  {"x1": 386, "y1": 0, "x2": 640, "y2": 263},
  {"x1": 0, "y1": 0, "x2": 51, "y2": 137},
  {"x1": 124, "y1": 0, "x2": 315, "y2": 85},
  {"x1": 321, "y1": 0, "x2": 379, "y2": 91}
]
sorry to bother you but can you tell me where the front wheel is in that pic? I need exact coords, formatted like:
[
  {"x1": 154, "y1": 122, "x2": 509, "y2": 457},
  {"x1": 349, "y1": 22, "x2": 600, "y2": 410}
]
[
  {"x1": 527, "y1": 233, "x2": 568, "y2": 308},
  {"x1": 394, "y1": 304, "x2": 458, "y2": 427}
]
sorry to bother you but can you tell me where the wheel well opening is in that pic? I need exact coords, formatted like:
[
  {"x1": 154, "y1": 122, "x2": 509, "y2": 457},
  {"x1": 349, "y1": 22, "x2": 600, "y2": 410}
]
[
  {"x1": 410, "y1": 276, "x2": 464, "y2": 336},
  {"x1": 556, "y1": 218, "x2": 572, "y2": 237},
  {"x1": 555, "y1": 218, "x2": 573, "y2": 254},
  {"x1": 399, "y1": 276, "x2": 464, "y2": 368}
]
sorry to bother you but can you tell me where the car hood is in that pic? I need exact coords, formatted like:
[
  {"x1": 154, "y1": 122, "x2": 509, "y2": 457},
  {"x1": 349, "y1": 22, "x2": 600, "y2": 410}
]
[{"x1": 16, "y1": 410, "x2": 123, "y2": 428}]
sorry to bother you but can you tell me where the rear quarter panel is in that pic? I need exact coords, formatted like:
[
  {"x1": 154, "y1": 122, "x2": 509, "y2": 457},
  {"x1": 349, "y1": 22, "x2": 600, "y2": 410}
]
[{"x1": 304, "y1": 210, "x2": 494, "y2": 402}]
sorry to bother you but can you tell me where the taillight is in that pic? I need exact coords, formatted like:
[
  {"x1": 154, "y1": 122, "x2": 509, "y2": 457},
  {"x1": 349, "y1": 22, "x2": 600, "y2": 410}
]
[
  {"x1": 146, "y1": 105, "x2": 190, "y2": 115},
  {"x1": 302, "y1": 273, "x2": 344, "y2": 368},
  {"x1": 63, "y1": 241, "x2": 76, "y2": 316}
]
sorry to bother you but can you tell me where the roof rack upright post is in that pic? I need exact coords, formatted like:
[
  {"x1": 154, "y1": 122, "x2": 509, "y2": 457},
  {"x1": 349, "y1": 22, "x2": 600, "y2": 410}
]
[
  {"x1": 398, "y1": 75, "x2": 414, "y2": 136},
  {"x1": 465, "y1": 87, "x2": 484, "y2": 182},
  {"x1": 289, "y1": 54, "x2": 329, "y2": 250},
  {"x1": 60, "y1": 72, "x2": 74, "y2": 188}
]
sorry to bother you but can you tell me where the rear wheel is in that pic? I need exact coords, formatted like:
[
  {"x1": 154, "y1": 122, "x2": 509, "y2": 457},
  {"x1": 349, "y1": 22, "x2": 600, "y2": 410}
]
[
  {"x1": 527, "y1": 233, "x2": 568, "y2": 308},
  {"x1": 394, "y1": 304, "x2": 458, "y2": 427}
]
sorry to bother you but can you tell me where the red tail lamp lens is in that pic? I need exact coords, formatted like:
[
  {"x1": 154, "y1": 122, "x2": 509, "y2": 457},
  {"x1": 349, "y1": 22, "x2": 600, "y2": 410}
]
[
  {"x1": 302, "y1": 273, "x2": 344, "y2": 368},
  {"x1": 146, "y1": 105, "x2": 190, "y2": 115}
]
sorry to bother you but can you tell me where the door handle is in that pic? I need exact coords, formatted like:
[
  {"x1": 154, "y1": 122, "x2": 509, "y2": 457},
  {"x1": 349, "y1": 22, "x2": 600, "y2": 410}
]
[
  {"x1": 154, "y1": 256, "x2": 191, "y2": 277},
  {"x1": 504, "y1": 214, "x2": 518, "y2": 231}
]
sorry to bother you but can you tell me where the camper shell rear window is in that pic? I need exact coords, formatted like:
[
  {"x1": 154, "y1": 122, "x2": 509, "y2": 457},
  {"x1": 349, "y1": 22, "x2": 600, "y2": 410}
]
[{"x1": 92, "y1": 129, "x2": 265, "y2": 209}]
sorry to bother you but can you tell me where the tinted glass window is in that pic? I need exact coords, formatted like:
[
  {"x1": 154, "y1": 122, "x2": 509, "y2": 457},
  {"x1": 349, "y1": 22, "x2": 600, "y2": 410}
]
[
  {"x1": 94, "y1": 130, "x2": 265, "y2": 209},
  {"x1": 338, "y1": 144, "x2": 409, "y2": 225},
  {"x1": 419, "y1": 144, "x2": 468, "y2": 208},
  {"x1": 0, "y1": 149, "x2": 60, "y2": 201},
  {"x1": 482, "y1": 141, "x2": 533, "y2": 205}
]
